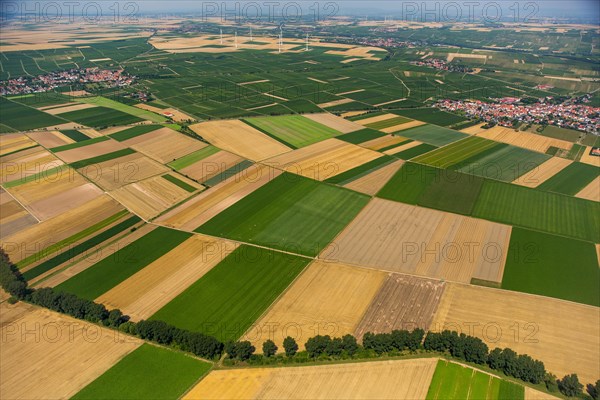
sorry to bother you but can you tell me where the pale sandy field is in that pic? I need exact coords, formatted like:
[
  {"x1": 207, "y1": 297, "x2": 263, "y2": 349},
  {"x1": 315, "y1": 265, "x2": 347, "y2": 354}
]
[
  {"x1": 383, "y1": 140, "x2": 423, "y2": 155},
  {"x1": 431, "y1": 283, "x2": 600, "y2": 384},
  {"x1": 264, "y1": 138, "x2": 382, "y2": 181},
  {"x1": 575, "y1": 176, "x2": 600, "y2": 202},
  {"x1": 97, "y1": 234, "x2": 238, "y2": 320},
  {"x1": 303, "y1": 113, "x2": 364, "y2": 133},
  {"x1": 322, "y1": 199, "x2": 512, "y2": 284},
  {"x1": 191, "y1": 120, "x2": 291, "y2": 161},
  {"x1": 381, "y1": 120, "x2": 426, "y2": 134},
  {"x1": 579, "y1": 146, "x2": 600, "y2": 167},
  {"x1": 0, "y1": 188, "x2": 37, "y2": 239},
  {"x1": 0, "y1": 133, "x2": 37, "y2": 156},
  {"x1": 26, "y1": 130, "x2": 76, "y2": 148},
  {"x1": 54, "y1": 139, "x2": 126, "y2": 163},
  {"x1": 1, "y1": 146, "x2": 64, "y2": 184},
  {"x1": 360, "y1": 135, "x2": 410, "y2": 151},
  {"x1": 180, "y1": 151, "x2": 245, "y2": 183},
  {"x1": 184, "y1": 358, "x2": 436, "y2": 400},
  {"x1": 246, "y1": 261, "x2": 387, "y2": 351},
  {"x1": 110, "y1": 174, "x2": 201, "y2": 221},
  {"x1": 317, "y1": 98, "x2": 355, "y2": 108},
  {"x1": 343, "y1": 159, "x2": 404, "y2": 195},
  {"x1": 156, "y1": 164, "x2": 281, "y2": 231},
  {"x1": 44, "y1": 103, "x2": 97, "y2": 115},
  {"x1": 355, "y1": 113, "x2": 398, "y2": 126},
  {"x1": 473, "y1": 126, "x2": 572, "y2": 153},
  {"x1": 123, "y1": 127, "x2": 207, "y2": 164},
  {"x1": 512, "y1": 157, "x2": 572, "y2": 187},
  {"x1": 0, "y1": 302, "x2": 142, "y2": 400}
]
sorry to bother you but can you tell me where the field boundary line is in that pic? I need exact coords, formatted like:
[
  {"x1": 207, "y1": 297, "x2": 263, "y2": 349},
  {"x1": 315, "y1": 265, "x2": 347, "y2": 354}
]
[{"x1": 1, "y1": 184, "x2": 41, "y2": 222}]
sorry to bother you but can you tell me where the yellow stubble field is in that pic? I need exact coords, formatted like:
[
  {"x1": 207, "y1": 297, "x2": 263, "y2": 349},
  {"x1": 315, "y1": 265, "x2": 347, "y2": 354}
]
[
  {"x1": 343, "y1": 159, "x2": 404, "y2": 195},
  {"x1": 122, "y1": 127, "x2": 207, "y2": 164}
]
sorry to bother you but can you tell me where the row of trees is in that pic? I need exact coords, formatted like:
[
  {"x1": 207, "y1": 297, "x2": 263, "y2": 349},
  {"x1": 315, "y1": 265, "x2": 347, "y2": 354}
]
[{"x1": 2, "y1": 249, "x2": 598, "y2": 398}]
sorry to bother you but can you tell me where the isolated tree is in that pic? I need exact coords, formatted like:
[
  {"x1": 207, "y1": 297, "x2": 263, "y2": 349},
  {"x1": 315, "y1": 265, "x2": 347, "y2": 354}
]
[
  {"x1": 262, "y1": 340, "x2": 277, "y2": 358},
  {"x1": 558, "y1": 374, "x2": 584, "y2": 397},
  {"x1": 283, "y1": 336, "x2": 298, "y2": 357}
]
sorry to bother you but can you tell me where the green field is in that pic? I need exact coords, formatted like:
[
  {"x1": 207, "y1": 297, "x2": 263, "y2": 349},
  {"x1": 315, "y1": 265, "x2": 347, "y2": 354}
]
[
  {"x1": 473, "y1": 180, "x2": 600, "y2": 242},
  {"x1": 393, "y1": 108, "x2": 468, "y2": 127},
  {"x1": 50, "y1": 136, "x2": 109, "y2": 152},
  {"x1": 72, "y1": 344, "x2": 212, "y2": 400},
  {"x1": 168, "y1": 146, "x2": 220, "y2": 170},
  {"x1": 70, "y1": 148, "x2": 136, "y2": 169},
  {"x1": 537, "y1": 162, "x2": 600, "y2": 195},
  {"x1": 59, "y1": 106, "x2": 143, "y2": 127},
  {"x1": 393, "y1": 143, "x2": 438, "y2": 160},
  {"x1": 243, "y1": 115, "x2": 341, "y2": 148},
  {"x1": 457, "y1": 146, "x2": 551, "y2": 182},
  {"x1": 0, "y1": 97, "x2": 66, "y2": 131},
  {"x1": 55, "y1": 227, "x2": 191, "y2": 300},
  {"x1": 150, "y1": 245, "x2": 310, "y2": 342},
  {"x1": 109, "y1": 124, "x2": 163, "y2": 141},
  {"x1": 413, "y1": 136, "x2": 500, "y2": 169},
  {"x1": 502, "y1": 228, "x2": 600, "y2": 306},
  {"x1": 76, "y1": 96, "x2": 168, "y2": 123},
  {"x1": 337, "y1": 128, "x2": 387, "y2": 144},
  {"x1": 399, "y1": 124, "x2": 469, "y2": 146},
  {"x1": 162, "y1": 174, "x2": 197, "y2": 193},
  {"x1": 324, "y1": 155, "x2": 396, "y2": 185},
  {"x1": 202, "y1": 160, "x2": 254, "y2": 187},
  {"x1": 364, "y1": 116, "x2": 413, "y2": 130},
  {"x1": 426, "y1": 360, "x2": 524, "y2": 400},
  {"x1": 60, "y1": 129, "x2": 90, "y2": 142},
  {"x1": 196, "y1": 173, "x2": 370, "y2": 256}
]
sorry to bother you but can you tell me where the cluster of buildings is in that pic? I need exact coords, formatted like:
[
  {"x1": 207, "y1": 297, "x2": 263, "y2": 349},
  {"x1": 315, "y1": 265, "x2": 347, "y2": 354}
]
[
  {"x1": 0, "y1": 68, "x2": 135, "y2": 96},
  {"x1": 411, "y1": 58, "x2": 474, "y2": 73},
  {"x1": 436, "y1": 96, "x2": 600, "y2": 134}
]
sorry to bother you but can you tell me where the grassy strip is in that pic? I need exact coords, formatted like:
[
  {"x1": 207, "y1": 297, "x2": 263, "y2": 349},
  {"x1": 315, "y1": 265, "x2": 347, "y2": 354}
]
[
  {"x1": 392, "y1": 143, "x2": 438, "y2": 160},
  {"x1": 3, "y1": 164, "x2": 69, "y2": 188},
  {"x1": 537, "y1": 162, "x2": 600, "y2": 195},
  {"x1": 22, "y1": 215, "x2": 142, "y2": 281},
  {"x1": 55, "y1": 227, "x2": 191, "y2": 300},
  {"x1": 347, "y1": 111, "x2": 386, "y2": 121},
  {"x1": 70, "y1": 148, "x2": 136, "y2": 169},
  {"x1": 168, "y1": 146, "x2": 220, "y2": 170},
  {"x1": 150, "y1": 245, "x2": 310, "y2": 342},
  {"x1": 109, "y1": 124, "x2": 163, "y2": 142},
  {"x1": 324, "y1": 155, "x2": 395, "y2": 185},
  {"x1": 364, "y1": 116, "x2": 412, "y2": 130},
  {"x1": 566, "y1": 143, "x2": 585, "y2": 160},
  {"x1": 76, "y1": 96, "x2": 167, "y2": 123},
  {"x1": 242, "y1": 119, "x2": 298, "y2": 149},
  {"x1": 337, "y1": 128, "x2": 387, "y2": 144},
  {"x1": 0, "y1": 144, "x2": 39, "y2": 158},
  {"x1": 60, "y1": 129, "x2": 89, "y2": 142},
  {"x1": 161, "y1": 174, "x2": 197, "y2": 193},
  {"x1": 202, "y1": 160, "x2": 253, "y2": 187},
  {"x1": 72, "y1": 344, "x2": 212, "y2": 400},
  {"x1": 376, "y1": 138, "x2": 413, "y2": 153},
  {"x1": 50, "y1": 136, "x2": 109, "y2": 152},
  {"x1": 16, "y1": 209, "x2": 130, "y2": 269}
]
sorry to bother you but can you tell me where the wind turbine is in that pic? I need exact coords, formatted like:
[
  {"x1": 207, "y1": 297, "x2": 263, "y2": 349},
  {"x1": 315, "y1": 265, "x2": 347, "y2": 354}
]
[
  {"x1": 220, "y1": 29, "x2": 223, "y2": 44},
  {"x1": 235, "y1": 30, "x2": 238, "y2": 48},
  {"x1": 305, "y1": 32, "x2": 310, "y2": 51},
  {"x1": 250, "y1": 27, "x2": 253, "y2": 42}
]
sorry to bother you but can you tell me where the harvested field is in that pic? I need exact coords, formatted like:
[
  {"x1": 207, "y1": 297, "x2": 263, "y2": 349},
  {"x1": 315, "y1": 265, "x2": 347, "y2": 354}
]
[
  {"x1": 77, "y1": 152, "x2": 170, "y2": 191},
  {"x1": 524, "y1": 387, "x2": 560, "y2": 400},
  {"x1": 360, "y1": 135, "x2": 410, "y2": 151},
  {"x1": 0, "y1": 302, "x2": 142, "y2": 400},
  {"x1": 0, "y1": 133, "x2": 37, "y2": 156},
  {"x1": 156, "y1": 164, "x2": 281, "y2": 231},
  {"x1": 179, "y1": 150, "x2": 245, "y2": 183},
  {"x1": 0, "y1": 188, "x2": 37, "y2": 239},
  {"x1": 323, "y1": 199, "x2": 512, "y2": 284},
  {"x1": 110, "y1": 173, "x2": 201, "y2": 220},
  {"x1": 54, "y1": 138, "x2": 126, "y2": 163},
  {"x1": 380, "y1": 119, "x2": 426, "y2": 134},
  {"x1": 184, "y1": 359, "x2": 437, "y2": 400},
  {"x1": 264, "y1": 138, "x2": 382, "y2": 181},
  {"x1": 190, "y1": 120, "x2": 291, "y2": 161},
  {"x1": 355, "y1": 113, "x2": 398, "y2": 126},
  {"x1": 475, "y1": 126, "x2": 572, "y2": 153},
  {"x1": 303, "y1": 113, "x2": 364, "y2": 133},
  {"x1": 354, "y1": 275, "x2": 446, "y2": 341},
  {"x1": 344, "y1": 159, "x2": 404, "y2": 195},
  {"x1": 576, "y1": 176, "x2": 600, "y2": 202},
  {"x1": 122, "y1": 127, "x2": 207, "y2": 164},
  {"x1": 317, "y1": 98, "x2": 355, "y2": 108},
  {"x1": 383, "y1": 140, "x2": 423, "y2": 155},
  {"x1": 44, "y1": 102, "x2": 97, "y2": 115},
  {"x1": 1, "y1": 195, "x2": 123, "y2": 263},
  {"x1": 579, "y1": 146, "x2": 600, "y2": 167},
  {"x1": 247, "y1": 261, "x2": 387, "y2": 350},
  {"x1": 27, "y1": 130, "x2": 74, "y2": 148},
  {"x1": 96, "y1": 234, "x2": 238, "y2": 321},
  {"x1": 512, "y1": 157, "x2": 572, "y2": 187},
  {"x1": 430, "y1": 283, "x2": 600, "y2": 384},
  {"x1": 1, "y1": 146, "x2": 64, "y2": 184}
]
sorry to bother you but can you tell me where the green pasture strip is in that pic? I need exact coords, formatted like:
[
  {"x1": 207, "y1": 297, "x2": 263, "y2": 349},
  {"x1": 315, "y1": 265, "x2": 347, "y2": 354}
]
[
  {"x1": 109, "y1": 124, "x2": 163, "y2": 142},
  {"x1": 70, "y1": 148, "x2": 135, "y2": 169},
  {"x1": 72, "y1": 344, "x2": 212, "y2": 400},
  {"x1": 59, "y1": 129, "x2": 90, "y2": 142},
  {"x1": 16, "y1": 210, "x2": 130, "y2": 269},
  {"x1": 76, "y1": 96, "x2": 167, "y2": 123},
  {"x1": 150, "y1": 245, "x2": 310, "y2": 342},
  {"x1": 364, "y1": 116, "x2": 413, "y2": 130},
  {"x1": 161, "y1": 174, "x2": 197, "y2": 193},
  {"x1": 55, "y1": 227, "x2": 191, "y2": 300},
  {"x1": 202, "y1": 160, "x2": 254, "y2": 187},
  {"x1": 241, "y1": 119, "x2": 298, "y2": 149},
  {"x1": 324, "y1": 155, "x2": 396, "y2": 185},
  {"x1": 337, "y1": 128, "x2": 387, "y2": 144},
  {"x1": 392, "y1": 143, "x2": 438, "y2": 160},
  {"x1": 23, "y1": 215, "x2": 142, "y2": 281},
  {"x1": 50, "y1": 136, "x2": 109, "y2": 152},
  {"x1": 168, "y1": 146, "x2": 220, "y2": 170},
  {"x1": 3, "y1": 164, "x2": 70, "y2": 188},
  {"x1": 537, "y1": 162, "x2": 600, "y2": 195}
]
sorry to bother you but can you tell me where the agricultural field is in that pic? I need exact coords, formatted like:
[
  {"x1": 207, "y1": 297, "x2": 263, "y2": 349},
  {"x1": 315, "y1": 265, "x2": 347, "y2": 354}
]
[
  {"x1": 473, "y1": 125, "x2": 573, "y2": 153},
  {"x1": 184, "y1": 359, "x2": 438, "y2": 399},
  {"x1": 0, "y1": 187, "x2": 37, "y2": 239},
  {"x1": 343, "y1": 159, "x2": 405, "y2": 195},
  {"x1": 150, "y1": 245, "x2": 310, "y2": 342},
  {"x1": 0, "y1": 132, "x2": 37, "y2": 155},
  {"x1": 1, "y1": 146, "x2": 63, "y2": 184},
  {"x1": 243, "y1": 115, "x2": 343, "y2": 148},
  {"x1": 195, "y1": 173, "x2": 370, "y2": 256},
  {"x1": 0, "y1": 97, "x2": 66, "y2": 130},
  {"x1": 536, "y1": 162, "x2": 600, "y2": 195},
  {"x1": 396, "y1": 124, "x2": 469, "y2": 146},
  {"x1": 431, "y1": 283, "x2": 600, "y2": 385},
  {"x1": 58, "y1": 106, "x2": 144, "y2": 127}
]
